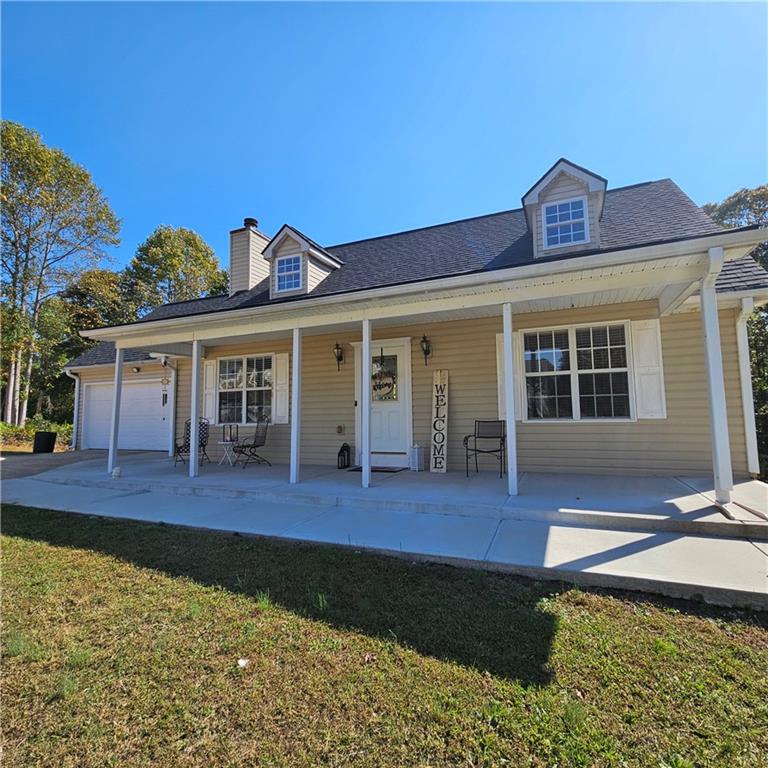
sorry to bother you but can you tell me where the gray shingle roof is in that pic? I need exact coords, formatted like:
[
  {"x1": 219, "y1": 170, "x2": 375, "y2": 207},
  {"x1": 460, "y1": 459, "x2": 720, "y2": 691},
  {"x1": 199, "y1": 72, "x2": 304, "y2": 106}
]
[
  {"x1": 68, "y1": 177, "x2": 767, "y2": 367},
  {"x1": 66, "y1": 342, "x2": 154, "y2": 368}
]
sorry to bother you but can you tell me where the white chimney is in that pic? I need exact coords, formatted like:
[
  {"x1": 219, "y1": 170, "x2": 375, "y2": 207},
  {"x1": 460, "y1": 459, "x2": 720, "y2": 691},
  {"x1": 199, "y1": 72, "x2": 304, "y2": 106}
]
[{"x1": 229, "y1": 217, "x2": 270, "y2": 295}]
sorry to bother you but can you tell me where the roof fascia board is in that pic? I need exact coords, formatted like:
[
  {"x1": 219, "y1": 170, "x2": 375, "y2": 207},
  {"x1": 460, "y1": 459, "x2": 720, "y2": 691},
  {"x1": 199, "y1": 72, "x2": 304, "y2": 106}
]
[{"x1": 83, "y1": 226, "x2": 767, "y2": 342}]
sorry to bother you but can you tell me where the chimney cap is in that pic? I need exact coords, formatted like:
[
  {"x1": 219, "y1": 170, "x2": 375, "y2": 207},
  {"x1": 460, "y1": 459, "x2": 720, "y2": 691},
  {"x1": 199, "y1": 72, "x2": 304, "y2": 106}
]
[{"x1": 243, "y1": 217, "x2": 259, "y2": 230}]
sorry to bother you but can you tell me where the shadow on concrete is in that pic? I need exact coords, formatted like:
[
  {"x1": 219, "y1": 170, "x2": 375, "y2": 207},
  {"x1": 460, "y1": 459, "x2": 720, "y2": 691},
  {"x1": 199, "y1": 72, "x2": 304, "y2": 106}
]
[{"x1": 3, "y1": 505, "x2": 564, "y2": 686}]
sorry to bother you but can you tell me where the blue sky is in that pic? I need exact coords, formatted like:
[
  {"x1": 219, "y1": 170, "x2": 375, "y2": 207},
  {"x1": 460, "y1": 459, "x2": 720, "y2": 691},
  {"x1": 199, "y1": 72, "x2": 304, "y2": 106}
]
[{"x1": 3, "y1": 2, "x2": 766, "y2": 269}]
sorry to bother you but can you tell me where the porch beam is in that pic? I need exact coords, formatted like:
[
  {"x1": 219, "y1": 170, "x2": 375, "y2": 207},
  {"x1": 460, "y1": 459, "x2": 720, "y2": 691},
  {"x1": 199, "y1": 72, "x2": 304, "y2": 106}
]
[
  {"x1": 104, "y1": 262, "x2": 712, "y2": 350},
  {"x1": 700, "y1": 247, "x2": 733, "y2": 503},
  {"x1": 189, "y1": 340, "x2": 202, "y2": 478},
  {"x1": 290, "y1": 327, "x2": 302, "y2": 484},
  {"x1": 107, "y1": 348, "x2": 124, "y2": 475},
  {"x1": 736, "y1": 298, "x2": 760, "y2": 475},
  {"x1": 361, "y1": 319, "x2": 372, "y2": 488},
  {"x1": 502, "y1": 303, "x2": 518, "y2": 495}
]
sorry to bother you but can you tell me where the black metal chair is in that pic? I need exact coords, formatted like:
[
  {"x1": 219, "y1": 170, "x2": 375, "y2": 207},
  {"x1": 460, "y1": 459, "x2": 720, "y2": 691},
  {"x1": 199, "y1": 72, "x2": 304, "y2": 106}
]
[
  {"x1": 463, "y1": 420, "x2": 506, "y2": 477},
  {"x1": 232, "y1": 420, "x2": 271, "y2": 468},
  {"x1": 174, "y1": 417, "x2": 211, "y2": 466}
]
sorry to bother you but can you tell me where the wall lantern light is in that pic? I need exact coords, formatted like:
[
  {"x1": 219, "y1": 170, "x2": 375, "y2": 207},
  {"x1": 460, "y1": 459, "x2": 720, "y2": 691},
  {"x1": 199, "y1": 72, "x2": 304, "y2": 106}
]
[
  {"x1": 419, "y1": 335, "x2": 431, "y2": 366},
  {"x1": 333, "y1": 342, "x2": 344, "y2": 371},
  {"x1": 131, "y1": 366, "x2": 141, "y2": 373}
]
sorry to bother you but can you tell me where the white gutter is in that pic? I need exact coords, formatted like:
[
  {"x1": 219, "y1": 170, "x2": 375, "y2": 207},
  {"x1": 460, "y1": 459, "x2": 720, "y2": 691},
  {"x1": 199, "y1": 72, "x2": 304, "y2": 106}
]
[
  {"x1": 736, "y1": 297, "x2": 760, "y2": 475},
  {"x1": 82, "y1": 225, "x2": 767, "y2": 341},
  {"x1": 64, "y1": 369, "x2": 80, "y2": 450}
]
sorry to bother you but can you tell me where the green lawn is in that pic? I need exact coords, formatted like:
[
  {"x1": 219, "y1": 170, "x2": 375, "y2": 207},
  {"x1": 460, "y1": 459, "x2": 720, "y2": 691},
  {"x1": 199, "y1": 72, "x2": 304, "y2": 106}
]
[{"x1": 2, "y1": 505, "x2": 767, "y2": 767}]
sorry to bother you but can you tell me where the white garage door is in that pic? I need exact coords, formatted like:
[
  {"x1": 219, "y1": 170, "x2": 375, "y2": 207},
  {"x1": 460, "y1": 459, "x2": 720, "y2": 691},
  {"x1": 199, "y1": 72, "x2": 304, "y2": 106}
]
[{"x1": 83, "y1": 381, "x2": 168, "y2": 450}]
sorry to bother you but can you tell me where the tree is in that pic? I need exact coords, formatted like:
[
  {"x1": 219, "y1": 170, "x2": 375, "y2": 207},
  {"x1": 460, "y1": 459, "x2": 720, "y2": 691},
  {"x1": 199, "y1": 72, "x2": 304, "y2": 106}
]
[
  {"x1": 122, "y1": 225, "x2": 227, "y2": 316},
  {"x1": 704, "y1": 186, "x2": 768, "y2": 470},
  {"x1": 1, "y1": 121, "x2": 120, "y2": 425}
]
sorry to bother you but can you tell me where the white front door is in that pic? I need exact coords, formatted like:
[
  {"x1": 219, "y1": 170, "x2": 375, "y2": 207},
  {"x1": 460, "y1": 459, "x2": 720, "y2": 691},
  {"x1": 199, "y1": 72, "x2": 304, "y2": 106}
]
[{"x1": 354, "y1": 338, "x2": 412, "y2": 468}]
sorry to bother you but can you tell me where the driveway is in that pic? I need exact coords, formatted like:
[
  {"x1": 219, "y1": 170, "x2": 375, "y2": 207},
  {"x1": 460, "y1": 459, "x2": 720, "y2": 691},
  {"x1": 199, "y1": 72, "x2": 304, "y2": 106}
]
[{"x1": 0, "y1": 449, "x2": 107, "y2": 480}]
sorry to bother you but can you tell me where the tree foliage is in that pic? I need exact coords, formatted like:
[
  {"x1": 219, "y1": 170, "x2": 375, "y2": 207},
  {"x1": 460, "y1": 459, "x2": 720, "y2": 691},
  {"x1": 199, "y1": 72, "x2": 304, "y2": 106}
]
[
  {"x1": 122, "y1": 225, "x2": 228, "y2": 316},
  {"x1": 704, "y1": 185, "x2": 768, "y2": 471},
  {"x1": 1, "y1": 120, "x2": 120, "y2": 424}
]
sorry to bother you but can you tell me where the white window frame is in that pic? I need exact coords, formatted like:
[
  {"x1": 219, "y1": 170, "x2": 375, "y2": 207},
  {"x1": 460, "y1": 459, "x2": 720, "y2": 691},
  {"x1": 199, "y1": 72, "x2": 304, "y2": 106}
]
[
  {"x1": 215, "y1": 353, "x2": 274, "y2": 425},
  {"x1": 542, "y1": 195, "x2": 590, "y2": 250},
  {"x1": 520, "y1": 320, "x2": 636, "y2": 424},
  {"x1": 275, "y1": 255, "x2": 303, "y2": 293}
]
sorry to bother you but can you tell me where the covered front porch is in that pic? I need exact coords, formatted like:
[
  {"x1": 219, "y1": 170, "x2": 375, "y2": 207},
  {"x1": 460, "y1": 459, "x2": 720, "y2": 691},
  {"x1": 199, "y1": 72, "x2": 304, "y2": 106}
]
[{"x1": 95, "y1": 241, "x2": 762, "y2": 510}]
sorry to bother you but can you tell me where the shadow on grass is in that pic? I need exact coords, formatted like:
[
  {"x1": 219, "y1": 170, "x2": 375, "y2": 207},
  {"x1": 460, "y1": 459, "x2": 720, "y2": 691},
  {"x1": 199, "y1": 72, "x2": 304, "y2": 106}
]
[{"x1": 2, "y1": 505, "x2": 566, "y2": 685}]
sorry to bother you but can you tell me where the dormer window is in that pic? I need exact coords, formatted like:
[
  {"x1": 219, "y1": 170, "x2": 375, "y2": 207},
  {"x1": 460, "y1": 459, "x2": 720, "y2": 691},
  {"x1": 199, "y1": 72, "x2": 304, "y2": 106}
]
[
  {"x1": 543, "y1": 196, "x2": 589, "y2": 249},
  {"x1": 276, "y1": 255, "x2": 302, "y2": 292}
]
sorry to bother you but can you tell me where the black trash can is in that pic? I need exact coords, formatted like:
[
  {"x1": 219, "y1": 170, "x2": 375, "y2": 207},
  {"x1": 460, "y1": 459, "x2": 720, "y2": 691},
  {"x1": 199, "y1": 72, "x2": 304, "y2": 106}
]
[{"x1": 32, "y1": 431, "x2": 57, "y2": 453}]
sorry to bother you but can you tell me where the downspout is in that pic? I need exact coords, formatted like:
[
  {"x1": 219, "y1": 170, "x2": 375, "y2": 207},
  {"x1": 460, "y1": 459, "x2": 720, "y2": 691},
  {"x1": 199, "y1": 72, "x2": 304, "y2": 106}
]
[
  {"x1": 736, "y1": 298, "x2": 760, "y2": 476},
  {"x1": 64, "y1": 369, "x2": 80, "y2": 450}
]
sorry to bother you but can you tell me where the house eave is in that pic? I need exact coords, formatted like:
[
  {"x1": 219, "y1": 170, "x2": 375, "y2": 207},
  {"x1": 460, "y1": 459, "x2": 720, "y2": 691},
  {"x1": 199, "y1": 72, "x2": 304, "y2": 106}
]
[{"x1": 81, "y1": 224, "x2": 767, "y2": 343}]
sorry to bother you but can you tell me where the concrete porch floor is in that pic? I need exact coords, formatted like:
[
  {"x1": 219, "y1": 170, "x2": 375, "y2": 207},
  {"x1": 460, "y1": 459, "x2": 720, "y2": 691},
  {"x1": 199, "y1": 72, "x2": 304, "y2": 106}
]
[
  {"x1": 3, "y1": 453, "x2": 766, "y2": 607},
  {"x1": 17, "y1": 451, "x2": 768, "y2": 538}
]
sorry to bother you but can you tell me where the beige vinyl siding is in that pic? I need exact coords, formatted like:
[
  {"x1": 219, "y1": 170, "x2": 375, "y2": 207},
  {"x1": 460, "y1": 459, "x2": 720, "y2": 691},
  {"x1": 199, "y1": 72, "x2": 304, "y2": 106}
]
[
  {"x1": 534, "y1": 173, "x2": 601, "y2": 259},
  {"x1": 172, "y1": 301, "x2": 749, "y2": 475},
  {"x1": 307, "y1": 257, "x2": 331, "y2": 291},
  {"x1": 73, "y1": 361, "x2": 165, "y2": 450},
  {"x1": 229, "y1": 228, "x2": 270, "y2": 294}
]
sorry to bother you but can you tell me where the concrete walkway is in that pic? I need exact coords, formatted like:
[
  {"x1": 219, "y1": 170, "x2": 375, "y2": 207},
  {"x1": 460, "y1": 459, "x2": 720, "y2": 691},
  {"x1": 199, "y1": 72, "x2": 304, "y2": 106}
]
[{"x1": 3, "y1": 468, "x2": 767, "y2": 608}]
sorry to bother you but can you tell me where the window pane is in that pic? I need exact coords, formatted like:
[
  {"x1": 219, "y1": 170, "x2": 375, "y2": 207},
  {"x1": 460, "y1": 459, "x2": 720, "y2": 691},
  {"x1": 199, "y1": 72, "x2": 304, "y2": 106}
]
[
  {"x1": 610, "y1": 347, "x2": 627, "y2": 368},
  {"x1": 595, "y1": 396, "x2": 613, "y2": 417},
  {"x1": 527, "y1": 375, "x2": 572, "y2": 419},
  {"x1": 580, "y1": 395, "x2": 595, "y2": 418},
  {"x1": 608, "y1": 325, "x2": 625, "y2": 345},
  {"x1": 218, "y1": 391, "x2": 242, "y2": 424},
  {"x1": 577, "y1": 349, "x2": 592, "y2": 370},
  {"x1": 613, "y1": 395, "x2": 630, "y2": 417},
  {"x1": 592, "y1": 348, "x2": 610, "y2": 369},
  {"x1": 246, "y1": 356, "x2": 272, "y2": 389},
  {"x1": 218, "y1": 359, "x2": 242, "y2": 390},
  {"x1": 591, "y1": 327, "x2": 608, "y2": 346},
  {"x1": 575, "y1": 328, "x2": 591, "y2": 348},
  {"x1": 611, "y1": 372, "x2": 629, "y2": 395},
  {"x1": 246, "y1": 390, "x2": 271, "y2": 423}
]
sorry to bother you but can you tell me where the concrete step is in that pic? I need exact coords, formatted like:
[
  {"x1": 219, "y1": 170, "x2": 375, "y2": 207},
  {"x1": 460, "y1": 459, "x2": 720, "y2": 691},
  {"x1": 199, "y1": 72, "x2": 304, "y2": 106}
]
[{"x1": 34, "y1": 473, "x2": 768, "y2": 542}]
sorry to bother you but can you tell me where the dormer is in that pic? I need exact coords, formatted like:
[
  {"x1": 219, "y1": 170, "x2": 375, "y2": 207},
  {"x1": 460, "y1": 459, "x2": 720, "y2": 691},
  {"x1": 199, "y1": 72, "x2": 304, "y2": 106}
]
[
  {"x1": 262, "y1": 225, "x2": 342, "y2": 300},
  {"x1": 522, "y1": 159, "x2": 607, "y2": 259}
]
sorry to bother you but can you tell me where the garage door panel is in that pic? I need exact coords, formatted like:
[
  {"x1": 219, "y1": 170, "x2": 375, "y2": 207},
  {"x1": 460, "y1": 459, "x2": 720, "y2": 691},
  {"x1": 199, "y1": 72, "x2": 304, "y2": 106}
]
[{"x1": 83, "y1": 381, "x2": 167, "y2": 450}]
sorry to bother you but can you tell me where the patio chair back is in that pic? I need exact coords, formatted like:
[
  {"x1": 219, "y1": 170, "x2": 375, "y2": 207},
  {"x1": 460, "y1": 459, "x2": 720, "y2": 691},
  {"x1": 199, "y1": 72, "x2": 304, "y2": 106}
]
[
  {"x1": 181, "y1": 417, "x2": 210, "y2": 450},
  {"x1": 249, "y1": 419, "x2": 269, "y2": 448},
  {"x1": 174, "y1": 417, "x2": 211, "y2": 466},
  {"x1": 475, "y1": 420, "x2": 506, "y2": 440}
]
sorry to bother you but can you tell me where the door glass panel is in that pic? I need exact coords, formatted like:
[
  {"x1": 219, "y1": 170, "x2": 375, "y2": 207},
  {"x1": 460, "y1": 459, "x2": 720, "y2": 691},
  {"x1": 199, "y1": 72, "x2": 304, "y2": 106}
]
[{"x1": 371, "y1": 354, "x2": 398, "y2": 401}]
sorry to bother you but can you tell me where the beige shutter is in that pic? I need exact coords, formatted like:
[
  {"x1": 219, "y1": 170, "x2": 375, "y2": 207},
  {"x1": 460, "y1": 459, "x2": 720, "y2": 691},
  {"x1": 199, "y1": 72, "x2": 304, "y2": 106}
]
[
  {"x1": 495, "y1": 332, "x2": 523, "y2": 421},
  {"x1": 203, "y1": 360, "x2": 217, "y2": 422},
  {"x1": 273, "y1": 352, "x2": 289, "y2": 424},
  {"x1": 631, "y1": 319, "x2": 667, "y2": 419}
]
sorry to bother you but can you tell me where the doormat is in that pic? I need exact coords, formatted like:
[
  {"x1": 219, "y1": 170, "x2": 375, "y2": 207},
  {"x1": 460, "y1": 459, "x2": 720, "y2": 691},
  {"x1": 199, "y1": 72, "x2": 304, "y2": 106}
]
[{"x1": 348, "y1": 466, "x2": 407, "y2": 474}]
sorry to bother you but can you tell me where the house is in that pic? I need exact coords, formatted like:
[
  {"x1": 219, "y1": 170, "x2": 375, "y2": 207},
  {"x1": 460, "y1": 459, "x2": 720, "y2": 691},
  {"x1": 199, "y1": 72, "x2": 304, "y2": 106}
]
[{"x1": 65, "y1": 158, "x2": 768, "y2": 505}]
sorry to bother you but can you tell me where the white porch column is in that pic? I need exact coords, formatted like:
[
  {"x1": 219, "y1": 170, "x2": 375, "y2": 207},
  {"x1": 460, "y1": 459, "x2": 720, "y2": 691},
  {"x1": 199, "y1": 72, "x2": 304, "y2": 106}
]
[
  {"x1": 167, "y1": 363, "x2": 177, "y2": 458},
  {"x1": 502, "y1": 303, "x2": 518, "y2": 495},
  {"x1": 361, "y1": 319, "x2": 372, "y2": 488},
  {"x1": 189, "y1": 340, "x2": 202, "y2": 478},
  {"x1": 700, "y1": 246, "x2": 733, "y2": 503},
  {"x1": 107, "y1": 348, "x2": 124, "y2": 474},
  {"x1": 290, "y1": 327, "x2": 302, "y2": 484},
  {"x1": 736, "y1": 298, "x2": 760, "y2": 475}
]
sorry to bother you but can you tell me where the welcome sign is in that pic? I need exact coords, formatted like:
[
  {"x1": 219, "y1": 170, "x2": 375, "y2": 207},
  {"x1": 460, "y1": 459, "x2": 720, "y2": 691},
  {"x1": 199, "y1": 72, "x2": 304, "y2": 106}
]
[{"x1": 430, "y1": 369, "x2": 448, "y2": 473}]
